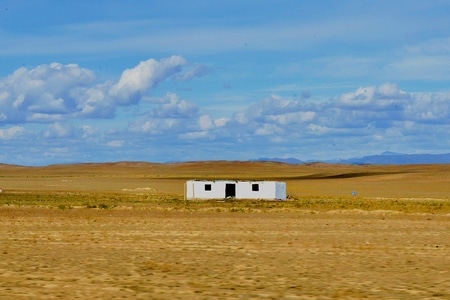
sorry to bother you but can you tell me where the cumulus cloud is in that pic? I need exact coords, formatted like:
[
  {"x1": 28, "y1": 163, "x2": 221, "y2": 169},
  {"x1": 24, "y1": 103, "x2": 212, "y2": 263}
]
[
  {"x1": 0, "y1": 63, "x2": 95, "y2": 123},
  {"x1": 198, "y1": 115, "x2": 213, "y2": 130},
  {"x1": 154, "y1": 92, "x2": 199, "y2": 118},
  {"x1": 329, "y1": 83, "x2": 450, "y2": 128},
  {"x1": 81, "y1": 125, "x2": 96, "y2": 139},
  {"x1": 0, "y1": 56, "x2": 189, "y2": 123},
  {"x1": 221, "y1": 82, "x2": 450, "y2": 149},
  {"x1": 0, "y1": 126, "x2": 25, "y2": 140},
  {"x1": 2, "y1": 75, "x2": 450, "y2": 164},
  {"x1": 128, "y1": 92, "x2": 225, "y2": 140},
  {"x1": 43, "y1": 122, "x2": 72, "y2": 138},
  {"x1": 109, "y1": 56, "x2": 187, "y2": 104},
  {"x1": 214, "y1": 118, "x2": 229, "y2": 127},
  {"x1": 337, "y1": 83, "x2": 409, "y2": 109},
  {"x1": 255, "y1": 124, "x2": 283, "y2": 136},
  {"x1": 404, "y1": 92, "x2": 450, "y2": 123},
  {"x1": 228, "y1": 94, "x2": 317, "y2": 136}
]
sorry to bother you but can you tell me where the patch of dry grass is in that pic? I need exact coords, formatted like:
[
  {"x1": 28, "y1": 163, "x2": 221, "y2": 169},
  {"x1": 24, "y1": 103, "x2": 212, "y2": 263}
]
[
  {"x1": 1, "y1": 161, "x2": 449, "y2": 213},
  {"x1": 1, "y1": 191, "x2": 449, "y2": 214}
]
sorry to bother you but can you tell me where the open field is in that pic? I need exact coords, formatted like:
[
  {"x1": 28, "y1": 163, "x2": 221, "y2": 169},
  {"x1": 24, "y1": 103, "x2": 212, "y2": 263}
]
[
  {"x1": 1, "y1": 161, "x2": 450, "y2": 212},
  {"x1": 1, "y1": 161, "x2": 449, "y2": 299}
]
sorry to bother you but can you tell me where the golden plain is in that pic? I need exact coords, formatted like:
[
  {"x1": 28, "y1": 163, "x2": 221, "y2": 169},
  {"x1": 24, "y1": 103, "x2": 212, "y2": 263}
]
[{"x1": 0, "y1": 161, "x2": 449, "y2": 299}]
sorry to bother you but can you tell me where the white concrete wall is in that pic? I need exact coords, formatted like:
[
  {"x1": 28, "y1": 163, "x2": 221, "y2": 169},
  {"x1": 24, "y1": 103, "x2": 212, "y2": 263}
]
[
  {"x1": 186, "y1": 180, "x2": 286, "y2": 200},
  {"x1": 235, "y1": 181, "x2": 273, "y2": 199},
  {"x1": 186, "y1": 180, "x2": 227, "y2": 199}
]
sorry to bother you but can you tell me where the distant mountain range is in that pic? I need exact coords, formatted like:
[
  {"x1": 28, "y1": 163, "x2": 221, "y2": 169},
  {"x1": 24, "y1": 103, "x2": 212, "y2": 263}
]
[
  {"x1": 255, "y1": 157, "x2": 304, "y2": 164},
  {"x1": 255, "y1": 152, "x2": 450, "y2": 165}
]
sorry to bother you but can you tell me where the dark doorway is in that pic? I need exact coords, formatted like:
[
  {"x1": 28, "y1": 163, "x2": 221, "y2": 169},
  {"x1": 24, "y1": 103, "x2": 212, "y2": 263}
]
[{"x1": 225, "y1": 183, "x2": 236, "y2": 198}]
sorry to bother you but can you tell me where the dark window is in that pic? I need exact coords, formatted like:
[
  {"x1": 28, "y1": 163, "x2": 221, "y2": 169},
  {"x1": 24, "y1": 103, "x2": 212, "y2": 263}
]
[
  {"x1": 252, "y1": 184, "x2": 259, "y2": 191},
  {"x1": 205, "y1": 184, "x2": 212, "y2": 191}
]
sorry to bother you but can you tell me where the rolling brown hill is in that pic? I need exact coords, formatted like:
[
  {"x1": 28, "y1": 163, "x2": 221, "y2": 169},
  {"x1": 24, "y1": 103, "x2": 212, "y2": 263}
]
[{"x1": 1, "y1": 161, "x2": 449, "y2": 199}]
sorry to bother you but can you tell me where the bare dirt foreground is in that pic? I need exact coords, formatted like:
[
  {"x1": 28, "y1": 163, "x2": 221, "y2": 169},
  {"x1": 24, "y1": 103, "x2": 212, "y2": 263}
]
[{"x1": 0, "y1": 208, "x2": 449, "y2": 299}]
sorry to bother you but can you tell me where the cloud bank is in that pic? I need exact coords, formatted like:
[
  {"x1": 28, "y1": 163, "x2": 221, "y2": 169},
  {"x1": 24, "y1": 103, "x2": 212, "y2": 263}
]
[
  {"x1": 0, "y1": 56, "x2": 187, "y2": 123},
  {"x1": 1, "y1": 56, "x2": 450, "y2": 165}
]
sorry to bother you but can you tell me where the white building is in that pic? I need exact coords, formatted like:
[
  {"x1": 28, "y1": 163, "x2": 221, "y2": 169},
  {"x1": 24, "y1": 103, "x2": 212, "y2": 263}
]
[{"x1": 185, "y1": 180, "x2": 286, "y2": 200}]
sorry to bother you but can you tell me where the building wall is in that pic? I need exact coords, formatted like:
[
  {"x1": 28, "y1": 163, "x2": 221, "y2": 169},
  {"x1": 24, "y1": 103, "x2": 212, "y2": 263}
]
[
  {"x1": 235, "y1": 181, "x2": 276, "y2": 199},
  {"x1": 186, "y1": 180, "x2": 227, "y2": 199},
  {"x1": 186, "y1": 180, "x2": 286, "y2": 200},
  {"x1": 275, "y1": 182, "x2": 286, "y2": 200}
]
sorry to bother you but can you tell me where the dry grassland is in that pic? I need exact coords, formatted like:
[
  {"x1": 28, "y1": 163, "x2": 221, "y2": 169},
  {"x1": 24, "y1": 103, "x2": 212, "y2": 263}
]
[{"x1": 0, "y1": 161, "x2": 449, "y2": 299}]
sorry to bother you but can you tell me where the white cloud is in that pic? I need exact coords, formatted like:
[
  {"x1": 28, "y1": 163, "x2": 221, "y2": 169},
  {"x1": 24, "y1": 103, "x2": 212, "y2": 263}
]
[
  {"x1": 141, "y1": 92, "x2": 199, "y2": 119},
  {"x1": 337, "y1": 83, "x2": 409, "y2": 112},
  {"x1": 129, "y1": 93, "x2": 201, "y2": 135},
  {"x1": 228, "y1": 94, "x2": 318, "y2": 135},
  {"x1": 28, "y1": 113, "x2": 64, "y2": 123},
  {"x1": 2, "y1": 78, "x2": 450, "y2": 164},
  {"x1": 0, "y1": 56, "x2": 189, "y2": 123},
  {"x1": 234, "y1": 112, "x2": 249, "y2": 125},
  {"x1": 72, "y1": 82, "x2": 115, "y2": 118},
  {"x1": 0, "y1": 126, "x2": 25, "y2": 140},
  {"x1": 43, "y1": 123, "x2": 72, "y2": 138},
  {"x1": 81, "y1": 125, "x2": 96, "y2": 139},
  {"x1": 219, "y1": 83, "x2": 450, "y2": 149},
  {"x1": 131, "y1": 118, "x2": 183, "y2": 135},
  {"x1": 307, "y1": 124, "x2": 331, "y2": 135},
  {"x1": 199, "y1": 115, "x2": 213, "y2": 130},
  {"x1": 0, "y1": 62, "x2": 95, "y2": 123},
  {"x1": 266, "y1": 111, "x2": 315, "y2": 125},
  {"x1": 255, "y1": 124, "x2": 282, "y2": 136},
  {"x1": 12, "y1": 95, "x2": 25, "y2": 109},
  {"x1": 158, "y1": 93, "x2": 199, "y2": 118},
  {"x1": 214, "y1": 118, "x2": 229, "y2": 127},
  {"x1": 404, "y1": 92, "x2": 450, "y2": 123},
  {"x1": 127, "y1": 92, "x2": 231, "y2": 140},
  {"x1": 109, "y1": 56, "x2": 187, "y2": 104},
  {"x1": 173, "y1": 64, "x2": 212, "y2": 81}
]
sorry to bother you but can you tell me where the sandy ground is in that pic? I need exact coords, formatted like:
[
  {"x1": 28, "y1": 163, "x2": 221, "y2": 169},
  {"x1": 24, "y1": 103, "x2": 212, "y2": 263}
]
[{"x1": 0, "y1": 208, "x2": 449, "y2": 299}]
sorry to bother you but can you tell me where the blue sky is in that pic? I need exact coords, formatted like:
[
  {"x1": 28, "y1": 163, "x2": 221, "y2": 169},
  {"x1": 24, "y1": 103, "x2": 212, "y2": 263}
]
[{"x1": 1, "y1": 0, "x2": 450, "y2": 165}]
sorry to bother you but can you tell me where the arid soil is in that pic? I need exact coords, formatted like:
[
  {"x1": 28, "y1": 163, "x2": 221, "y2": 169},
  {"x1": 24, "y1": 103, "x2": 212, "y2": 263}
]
[{"x1": 1, "y1": 208, "x2": 448, "y2": 299}]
